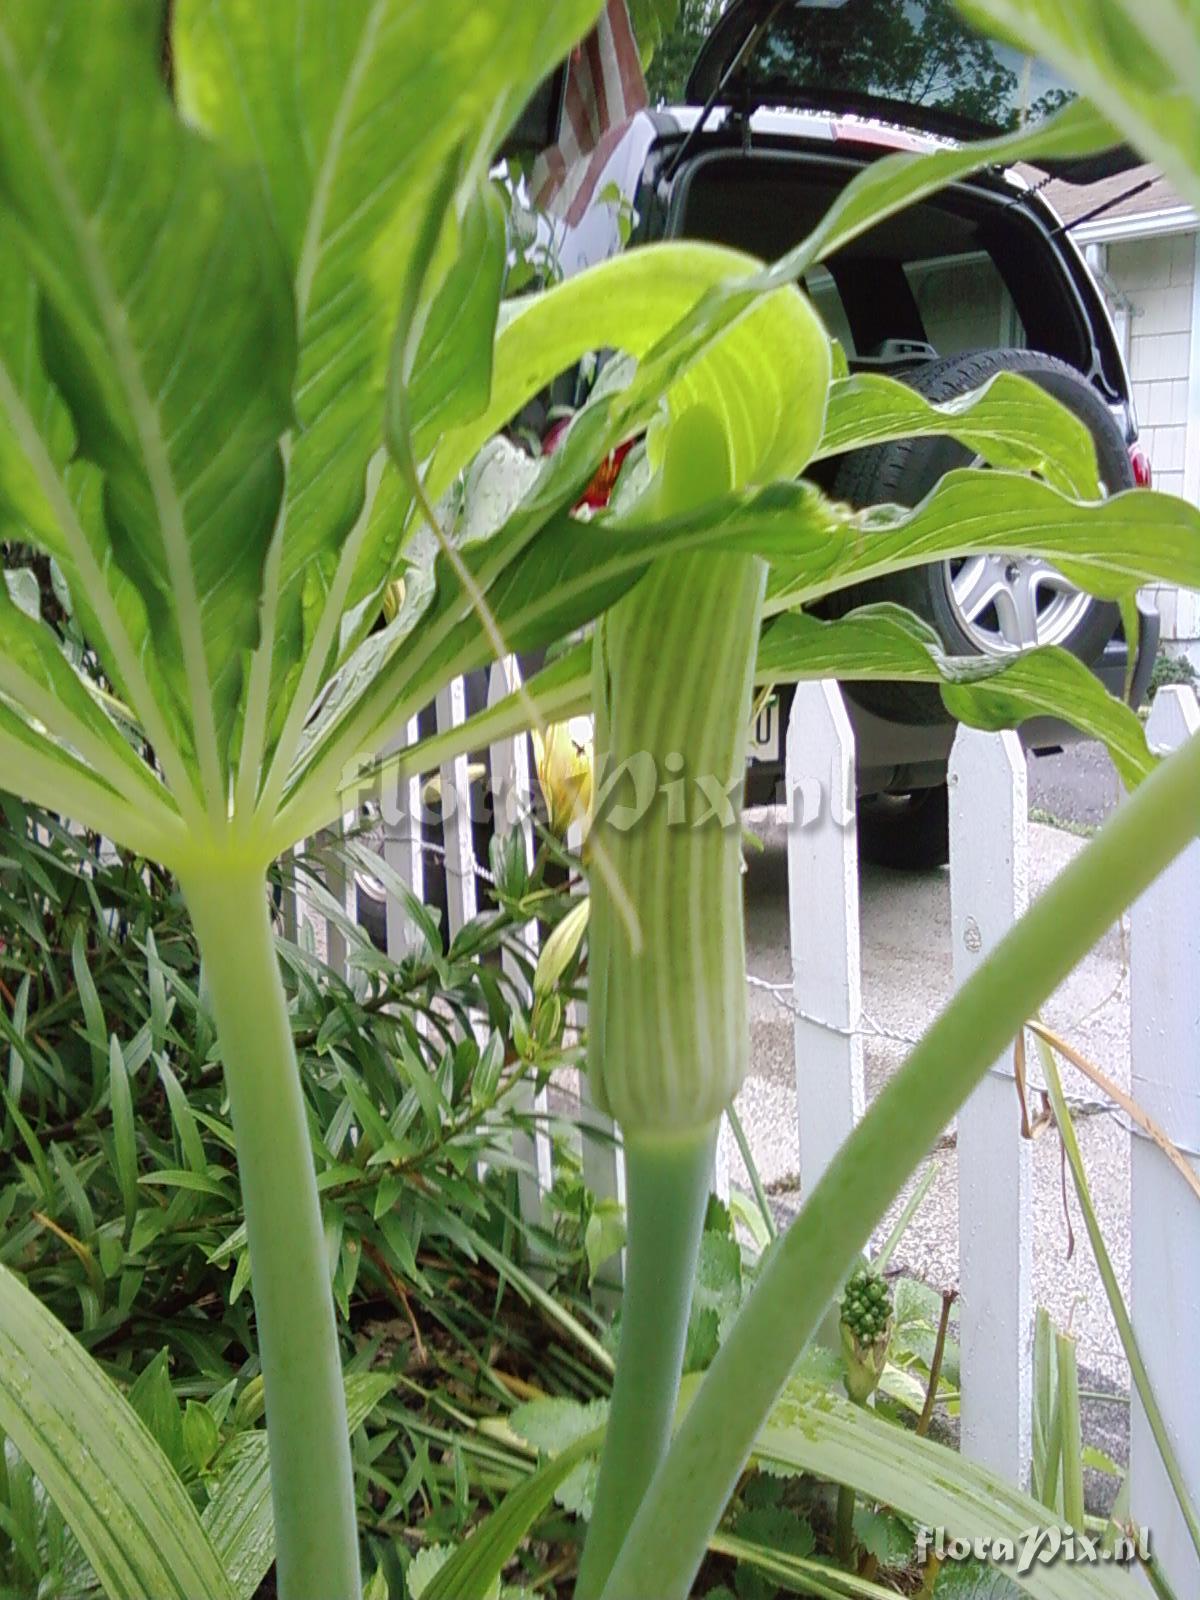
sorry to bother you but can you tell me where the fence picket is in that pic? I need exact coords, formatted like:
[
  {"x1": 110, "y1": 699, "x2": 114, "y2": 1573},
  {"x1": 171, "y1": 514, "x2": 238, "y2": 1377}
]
[
  {"x1": 949, "y1": 726, "x2": 1032, "y2": 1486},
  {"x1": 488, "y1": 663, "x2": 553, "y2": 1228},
  {"x1": 1130, "y1": 684, "x2": 1200, "y2": 1589},
  {"x1": 383, "y1": 716, "x2": 427, "y2": 960},
  {"x1": 435, "y1": 678, "x2": 478, "y2": 940},
  {"x1": 318, "y1": 815, "x2": 357, "y2": 983},
  {"x1": 787, "y1": 680, "x2": 863, "y2": 1195}
]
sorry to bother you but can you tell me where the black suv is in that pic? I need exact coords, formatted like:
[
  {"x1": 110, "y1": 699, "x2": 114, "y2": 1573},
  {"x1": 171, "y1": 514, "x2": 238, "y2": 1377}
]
[
  {"x1": 360, "y1": 0, "x2": 1163, "y2": 939},
  {"x1": 535, "y1": 0, "x2": 1158, "y2": 866}
]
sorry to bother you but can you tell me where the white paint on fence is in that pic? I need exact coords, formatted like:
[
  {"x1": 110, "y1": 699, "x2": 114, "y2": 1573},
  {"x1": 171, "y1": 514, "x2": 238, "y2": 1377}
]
[
  {"x1": 488, "y1": 662, "x2": 553, "y2": 1223},
  {"x1": 383, "y1": 716, "x2": 426, "y2": 960},
  {"x1": 321, "y1": 814, "x2": 358, "y2": 982},
  {"x1": 949, "y1": 725, "x2": 1033, "y2": 1487},
  {"x1": 1130, "y1": 684, "x2": 1200, "y2": 1592},
  {"x1": 435, "y1": 678, "x2": 477, "y2": 939},
  {"x1": 787, "y1": 680, "x2": 863, "y2": 1196}
]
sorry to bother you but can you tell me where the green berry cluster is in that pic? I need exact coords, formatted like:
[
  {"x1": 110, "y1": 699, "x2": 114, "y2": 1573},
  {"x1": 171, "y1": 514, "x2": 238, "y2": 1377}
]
[{"x1": 840, "y1": 1265, "x2": 892, "y2": 1346}]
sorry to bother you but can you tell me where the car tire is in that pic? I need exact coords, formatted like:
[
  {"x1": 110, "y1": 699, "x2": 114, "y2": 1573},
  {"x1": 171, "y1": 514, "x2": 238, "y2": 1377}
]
[{"x1": 826, "y1": 348, "x2": 1130, "y2": 726}]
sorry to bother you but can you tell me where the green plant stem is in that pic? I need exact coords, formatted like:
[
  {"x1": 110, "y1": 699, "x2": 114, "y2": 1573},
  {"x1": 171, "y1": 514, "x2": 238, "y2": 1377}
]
[
  {"x1": 726, "y1": 1102, "x2": 777, "y2": 1241},
  {"x1": 574, "y1": 1123, "x2": 717, "y2": 1600},
  {"x1": 181, "y1": 866, "x2": 359, "y2": 1600},
  {"x1": 1057, "y1": 1330, "x2": 1086, "y2": 1534},
  {"x1": 599, "y1": 729, "x2": 1200, "y2": 1600},
  {"x1": 835, "y1": 1481, "x2": 856, "y2": 1565}
]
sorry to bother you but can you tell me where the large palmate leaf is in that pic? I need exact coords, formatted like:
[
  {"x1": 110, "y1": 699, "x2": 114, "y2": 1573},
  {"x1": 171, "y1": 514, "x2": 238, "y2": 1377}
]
[
  {"x1": 174, "y1": 0, "x2": 604, "y2": 785},
  {"x1": 959, "y1": 0, "x2": 1200, "y2": 211},
  {"x1": 285, "y1": 461, "x2": 1200, "y2": 843},
  {"x1": 0, "y1": 1262, "x2": 234, "y2": 1600},
  {"x1": 0, "y1": 0, "x2": 294, "y2": 811},
  {"x1": 280, "y1": 242, "x2": 831, "y2": 831}
]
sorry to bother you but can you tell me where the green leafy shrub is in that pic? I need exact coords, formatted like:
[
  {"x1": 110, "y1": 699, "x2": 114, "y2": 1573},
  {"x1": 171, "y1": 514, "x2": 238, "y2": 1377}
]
[
  {"x1": 0, "y1": 796, "x2": 609, "y2": 1596},
  {"x1": 1148, "y1": 649, "x2": 1198, "y2": 701}
]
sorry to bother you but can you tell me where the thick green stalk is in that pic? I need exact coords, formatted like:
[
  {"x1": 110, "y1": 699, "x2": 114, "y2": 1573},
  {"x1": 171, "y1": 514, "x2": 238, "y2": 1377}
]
[
  {"x1": 579, "y1": 406, "x2": 763, "y2": 1588},
  {"x1": 181, "y1": 866, "x2": 360, "y2": 1600},
  {"x1": 600, "y1": 729, "x2": 1200, "y2": 1600},
  {"x1": 575, "y1": 1125, "x2": 717, "y2": 1600}
]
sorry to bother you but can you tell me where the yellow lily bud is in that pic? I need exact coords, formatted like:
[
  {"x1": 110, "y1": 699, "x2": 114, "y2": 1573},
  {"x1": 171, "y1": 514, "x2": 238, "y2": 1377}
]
[
  {"x1": 381, "y1": 576, "x2": 406, "y2": 624},
  {"x1": 533, "y1": 716, "x2": 594, "y2": 838}
]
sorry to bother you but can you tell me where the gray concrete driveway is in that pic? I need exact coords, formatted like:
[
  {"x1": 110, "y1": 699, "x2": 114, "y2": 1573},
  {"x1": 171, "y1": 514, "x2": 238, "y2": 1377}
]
[{"x1": 727, "y1": 743, "x2": 1136, "y2": 1409}]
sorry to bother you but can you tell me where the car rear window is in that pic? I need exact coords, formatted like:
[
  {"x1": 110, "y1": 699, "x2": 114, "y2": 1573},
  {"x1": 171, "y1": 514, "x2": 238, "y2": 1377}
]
[{"x1": 728, "y1": 0, "x2": 1076, "y2": 139}]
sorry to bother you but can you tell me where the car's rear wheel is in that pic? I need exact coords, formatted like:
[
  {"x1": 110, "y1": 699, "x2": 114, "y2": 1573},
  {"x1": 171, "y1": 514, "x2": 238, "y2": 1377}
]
[
  {"x1": 829, "y1": 348, "x2": 1129, "y2": 725},
  {"x1": 829, "y1": 348, "x2": 1132, "y2": 870}
]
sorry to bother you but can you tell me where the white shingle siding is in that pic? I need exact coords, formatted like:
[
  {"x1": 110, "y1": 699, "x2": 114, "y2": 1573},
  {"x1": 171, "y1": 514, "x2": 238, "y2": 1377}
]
[{"x1": 1102, "y1": 231, "x2": 1200, "y2": 643}]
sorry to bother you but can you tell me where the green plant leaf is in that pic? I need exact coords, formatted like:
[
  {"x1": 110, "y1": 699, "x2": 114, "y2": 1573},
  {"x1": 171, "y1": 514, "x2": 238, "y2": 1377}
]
[
  {"x1": 0, "y1": 0, "x2": 294, "y2": 810},
  {"x1": 0, "y1": 577, "x2": 174, "y2": 821},
  {"x1": 756, "y1": 605, "x2": 1157, "y2": 789},
  {"x1": 814, "y1": 371, "x2": 1102, "y2": 497},
  {"x1": 281, "y1": 242, "x2": 830, "y2": 836},
  {"x1": 752, "y1": 1384, "x2": 1134, "y2": 1598},
  {"x1": 957, "y1": 0, "x2": 1200, "y2": 212},
  {"x1": 935, "y1": 1561, "x2": 1023, "y2": 1598},
  {"x1": 407, "y1": 183, "x2": 509, "y2": 460},
  {"x1": 626, "y1": 0, "x2": 681, "y2": 64},
  {"x1": 107, "y1": 1036, "x2": 139, "y2": 1244},
  {"x1": 422, "y1": 1423, "x2": 607, "y2": 1600},
  {"x1": 430, "y1": 241, "x2": 832, "y2": 503},
  {"x1": 619, "y1": 471, "x2": 1200, "y2": 615},
  {"x1": 127, "y1": 1348, "x2": 186, "y2": 1477},
  {"x1": 174, "y1": 0, "x2": 604, "y2": 786},
  {"x1": 0, "y1": 1260, "x2": 234, "y2": 1599}
]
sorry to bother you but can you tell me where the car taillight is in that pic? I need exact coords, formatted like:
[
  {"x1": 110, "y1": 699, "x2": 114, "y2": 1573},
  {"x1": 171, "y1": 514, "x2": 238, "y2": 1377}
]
[
  {"x1": 1130, "y1": 442, "x2": 1153, "y2": 489},
  {"x1": 542, "y1": 418, "x2": 636, "y2": 510}
]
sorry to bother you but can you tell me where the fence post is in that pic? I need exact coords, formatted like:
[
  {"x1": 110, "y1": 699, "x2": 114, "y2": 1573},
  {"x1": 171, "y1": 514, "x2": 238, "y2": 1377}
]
[
  {"x1": 949, "y1": 726, "x2": 1032, "y2": 1485},
  {"x1": 319, "y1": 814, "x2": 357, "y2": 982},
  {"x1": 1130, "y1": 684, "x2": 1200, "y2": 1589},
  {"x1": 435, "y1": 677, "x2": 478, "y2": 940},
  {"x1": 788, "y1": 680, "x2": 863, "y2": 1195},
  {"x1": 488, "y1": 663, "x2": 553, "y2": 1228},
  {"x1": 383, "y1": 716, "x2": 427, "y2": 960}
]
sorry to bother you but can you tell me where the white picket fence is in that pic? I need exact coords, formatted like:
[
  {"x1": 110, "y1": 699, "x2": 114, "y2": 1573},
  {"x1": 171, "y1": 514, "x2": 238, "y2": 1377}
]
[
  {"x1": 293, "y1": 664, "x2": 1200, "y2": 1580},
  {"x1": 786, "y1": 676, "x2": 1200, "y2": 1588}
]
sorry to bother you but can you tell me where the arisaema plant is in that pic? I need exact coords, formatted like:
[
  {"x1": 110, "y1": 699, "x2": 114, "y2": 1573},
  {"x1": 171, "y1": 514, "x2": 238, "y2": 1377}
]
[{"x1": 0, "y1": 1, "x2": 1198, "y2": 1598}]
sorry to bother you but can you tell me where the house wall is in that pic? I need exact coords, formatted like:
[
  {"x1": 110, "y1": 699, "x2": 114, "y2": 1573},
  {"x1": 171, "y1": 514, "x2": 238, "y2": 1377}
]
[{"x1": 1101, "y1": 231, "x2": 1200, "y2": 656}]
